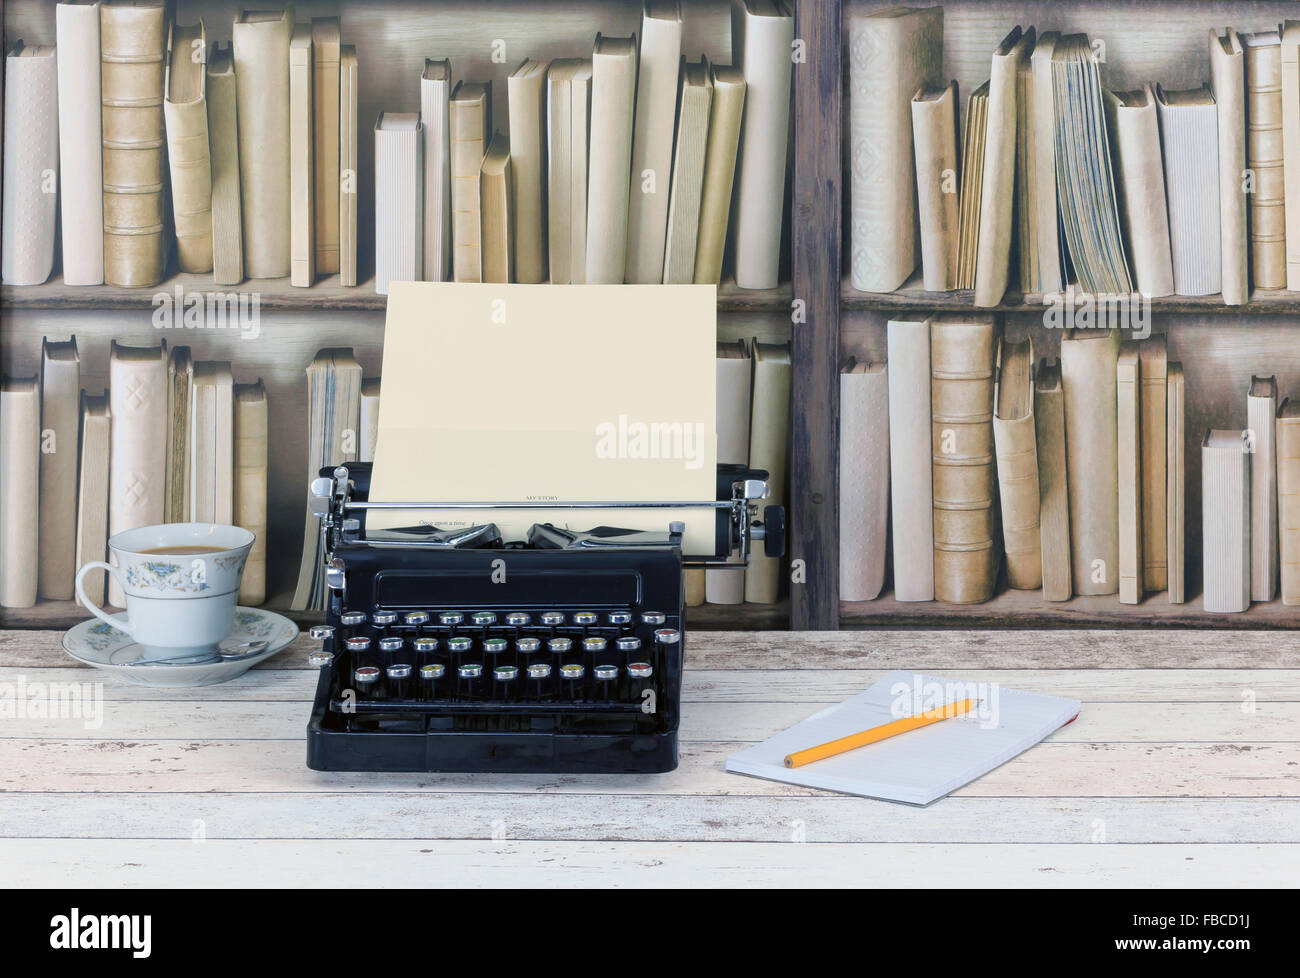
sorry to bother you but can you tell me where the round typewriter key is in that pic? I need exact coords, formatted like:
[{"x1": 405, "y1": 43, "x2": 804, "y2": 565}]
[
  {"x1": 439, "y1": 611, "x2": 464, "y2": 626},
  {"x1": 471, "y1": 611, "x2": 496, "y2": 626},
  {"x1": 548, "y1": 637, "x2": 573, "y2": 653},
  {"x1": 378, "y1": 636, "x2": 404, "y2": 653},
  {"x1": 371, "y1": 611, "x2": 399, "y2": 626},
  {"x1": 654, "y1": 628, "x2": 681, "y2": 645},
  {"x1": 494, "y1": 665, "x2": 518, "y2": 680},
  {"x1": 582, "y1": 636, "x2": 607, "y2": 652},
  {"x1": 517, "y1": 637, "x2": 541, "y2": 654},
  {"x1": 387, "y1": 663, "x2": 412, "y2": 698},
  {"x1": 404, "y1": 611, "x2": 431, "y2": 626},
  {"x1": 420, "y1": 662, "x2": 445, "y2": 699},
  {"x1": 527, "y1": 663, "x2": 552, "y2": 679},
  {"x1": 540, "y1": 611, "x2": 565, "y2": 626},
  {"x1": 447, "y1": 636, "x2": 473, "y2": 653},
  {"x1": 616, "y1": 637, "x2": 642, "y2": 652},
  {"x1": 308, "y1": 624, "x2": 335, "y2": 641},
  {"x1": 340, "y1": 611, "x2": 366, "y2": 627},
  {"x1": 353, "y1": 665, "x2": 380, "y2": 690},
  {"x1": 346, "y1": 636, "x2": 371, "y2": 653},
  {"x1": 608, "y1": 611, "x2": 632, "y2": 625},
  {"x1": 458, "y1": 663, "x2": 483, "y2": 678},
  {"x1": 307, "y1": 650, "x2": 334, "y2": 668},
  {"x1": 483, "y1": 637, "x2": 508, "y2": 655},
  {"x1": 641, "y1": 611, "x2": 666, "y2": 625},
  {"x1": 627, "y1": 662, "x2": 654, "y2": 679},
  {"x1": 413, "y1": 636, "x2": 439, "y2": 654},
  {"x1": 505, "y1": 612, "x2": 531, "y2": 627},
  {"x1": 572, "y1": 612, "x2": 597, "y2": 625},
  {"x1": 594, "y1": 663, "x2": 619, "y2": 700},
  {"x1": 560, "y1": 662, "x2": 585, "y2": 698}
]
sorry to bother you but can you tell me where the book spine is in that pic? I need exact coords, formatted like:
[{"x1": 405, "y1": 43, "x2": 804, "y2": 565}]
[
  {"x1": 422, "y1": 72, "x2": 451, "y2": 282},
  {"x1": 0, "y1": 381, "x2": 40, "y2": 608},
  {"x1": 1210, "y1": 31, "x2": 1249, "y2": 305},
  {"x1": 974, "y1": 35, "x2": 1022, "y2": 307},
  {"x1": 693, "y1": 73, "x2": 744, "y2": 285},
  {"x1": 2, "y1": 47, "x2": 59, "y2": 286},
  {"x1": 508, "y1": 70, "x2": 547, "y2": 284},
  {"x1": 1245, "y1": 41, "x2": 1288, "y2": 291},
  {"x1": 75, "y1": 398, "x2": 112, "y2": 609},
  {"x1": 625, "y1": 12, "x2": 682, "y2": 284},
  {"x1": 585, "y1": 43, "x2": 636, "y2": 284},
  {"x1": 207, "y1": 53, "x2": 243, "y2": 285},
  {"x1": 569, "y1": 72, "x2": 592, "y2": 284},
  {"x1": 887, "y1": 320, "x2": 934, "y2": 601},
  {"x1": 911, "y1": 84, "x2": 959, "y2": 292},
  {"x1": 290, "y1": 29, "x2": 315, "y2": 288},
  {"x1": 1110, "y1": 94, "x2": 1175, "y2": 298},
  {"x1": 339, "y1": 46, "x2": 358, "y2": 287},
  {"x1": 993, "y1": 410, "x2": 1041, "y2": 591},
  {"x1": 57, "y1": 2, "x2": 106, "y2": 285},
  {"x1": 1279, "y1": 409, "x2": 1300, "y2": 606},
  {"x1": 1167, "y1": 363, "x2": 1186, "y2": 603},
  {"x1": 450, "y1": 95, "x2": 486, "y2": 283},
  {"x1": 1139, "y1": 340, "x2": 1168, "y2": 591},
  {"x1": 1116, "y1": 344, "x2": 1143, "y2": 604},
  {"x1": 1202, "y1": 434, "x2": 1251, "y2": 614},
  {"x1": 375, "y1": 121, "x2": 423, "y2": 295},
  {"x1": 1034, "y1": 373, "x2": 1072, "y2": 601},
  {"x1": 234, "y1": 385, "x2": 268, "y2": 605},
  {"x1": 164, "y1": 25, "x2": 214, "y2": 274},
  {"x1": 839, "y1": 367, "x2": 890, "y2": 601},
  {"x1": 1248, "y1": 386, "x2": 1279, "y2": 601},
  {"x1": 38, "y1": 341, "x2": 81, "y2": 600},
  {"x1": 1282, "y1": 25, "x2": 1300, "y2": 291},
  {"x1": 662, "y1": 70, "x2": 712, "y2": 285},
  {"x1": 312, "y1": 21, "x2": 341, "y2": 275},
  {"x1": 546, "y1": 71, "x2": 572, "y2": 284}
]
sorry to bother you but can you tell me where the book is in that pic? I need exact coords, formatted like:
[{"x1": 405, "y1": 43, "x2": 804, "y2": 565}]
[
  {"x1": 74, "y1": 393, "x2": 111, "y2": 609},
  {"x1": 1104, "y1": 86, "x2": 1175, "y2": 298},
  {"x1": 190, "y1": 361, "x2": 234, "y2": 525},
  {"x1": 1209, "y1": 29, "x2": 1248, "y2": 305},
  {"x1": 731, "y1": 0, "x2": 793, "y2": 290},
  {"x1": 1202, "y1": 429, "x2": 1251, "y2": 614},
  {"x1": 289, "y1": 25, "x2": 315, "y2": 288},
  {"x1": 311, "y1": 18, "x2": 341, "y2": 276},
  {"x1": 1155, "y1": 85, "x2": 1222, "y2": 297},
  {"x1": 1167, "y1": 362, "x2": 1186, "y2": 604},
  {"x1": 207, "y1": 43, "x2": 243, "y2": 285},
  {"x1": 2, "y1": 43, "x2": 59, "y2": 286},
  {"x1": 693, "y1": 63, "x2": 744, "y2": 285},
  {"x1": 339, "y1": 45, "x2": 358, "y2": 287},
  {"x1": 233, "y1": 6, "x2": 292, "y2": 279},
  {"x1": 705, "y1": 339, "x2": 752, "y2": 605},
  {"x1": 421, "y1": 59, "x2": 452, "y2": 283},
  {"x1": 292, "y1": 348, "x2": 362, "y2": 611},
  {"x1": 450, "y1": 81, "x2": 490, "y2": 283},
  {"x1": 1243, "y1": 32, "x2": 1288, "y2": 292},
  {"x1": 931, "y1": 317, "x2": 999, "y2": 605},
  {"x1": 992, "y1": 337, "x2": 1040, "y2": 590},
  {"x1": 545, "y1": 59, "x2": 592, "y2": 285},
  {"x1": 479, "y1": 130, "x2": 512, "y2": 284},
  {"x1": 725, "y1": 670, "x2": 1082, "y2": 806},
  {"x1": 625, "y1": 0, "x2": 683, "y2": 284},
  {"x1": 887, "y1": 317, "x2": 934, "y2": 601},
  {"x1": 374, "y1": 112, "x2": 423, "y2": 295},
  {"x1": 1034, "y1": 359, "x2": 1071, "y2": 601},
  {"x1": 585, "y1": 35, "x2": 637, "y2": 284},
  {"x1": 359, "y1": 378, "x2": 381, "y2": 463},
  {"x1": 974, "y1": 26, "x2": 1032, "y2": 308},
  {"x1": 0, "y1": 377, "x2": 40, "y2": 609},
  {"x1": 1025, "y1": 30, "x2": 1062, "y2": 294},
  {"x1": 1116, "y1": 342, "x2": 1143, "y2": 605},
  {"x1": 662, "y1": 58, "x2": 713, "y2": 285},
  {"x1": 910, "y1": 82, "x2": 959, "y2": 292},
  {"x1": 234, "y1": 381, "x2": 267, "y2": 605},
  {"x1": 38, "y1": 337, "x2": 81, "y2": 601},
  {"x1": 955, "y1": 83, "x2": 988, "y2": 291},
  {"x1": 1248, "y1": 376, "x2": 1279, "y2": 602},
  {"x1": 745, "y1": 339, "x2": 792, "y2": 604},
  {"x1": 1279, "y1": 398, "x2": 1300, "y2": 605},
  {"x1": 164, "y1": 20, "x2": 213, "y2": 274},
  {"x1": 840, "y1": 359, "x2": 889, "y2": 602},
  {"x1": 1051, "y1": 34, "x2": 1133, "y2": 295},
  {"x1": 1139, "y1": 338, "x2": 1168, "y2": 592},
  {"x1": 508, "y1": 58, "x2": 549, "y2": 284},
  {"x1": 1060, "y1": 328, "x2": 1120, "y2": 596},
  {"x1": 56, "y1": 1, "x2": 105, "y2": 286},
  {"x1": 164, "y1": 345, "x2": 193, "y2": 524},
  {"x1": 847, "y1": 5, "x2": 942, "y2": 293},
  {"x1": 1282, "y1": 22, "x2": 1300, "y2": 291}
]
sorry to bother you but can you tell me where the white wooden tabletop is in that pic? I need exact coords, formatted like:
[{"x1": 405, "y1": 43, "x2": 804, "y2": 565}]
[{"x1": 2, "y1": 628, "x2": 1298, "y2": 888}]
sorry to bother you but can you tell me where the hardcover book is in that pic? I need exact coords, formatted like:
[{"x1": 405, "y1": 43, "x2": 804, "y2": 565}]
[
  {"x1": 2, "y1": 43, "x2": 59, "y2": 286},
  {"x1": 38, "y1": 338, "x2": 81, "y2": 601},
  {"x1": 57, "y1": 1, "x2": 105, "y2": 286},
  {"x1": 164, "y1": 20, "x2": 213, "y2": 274},
  {"x1": 840, "y1": 359, "x2": 890, "y2": 601},
  {"x1": 421, "y1": 59, "x2": 452, "y2": 283}
]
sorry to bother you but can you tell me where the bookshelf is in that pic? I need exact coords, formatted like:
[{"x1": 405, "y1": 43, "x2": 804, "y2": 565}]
[{"x1": 0, "y1": 0, "x2": 818, "y2": 632}]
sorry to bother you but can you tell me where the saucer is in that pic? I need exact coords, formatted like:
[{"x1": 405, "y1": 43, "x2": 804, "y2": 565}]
[{"x1": 62, "y1": 607, "x2": 299, "y2": 687}]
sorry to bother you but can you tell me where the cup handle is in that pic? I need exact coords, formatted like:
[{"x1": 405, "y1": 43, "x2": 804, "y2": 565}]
[{"x1": 75, "y1": 561, "x2": 132, "y2": 637}]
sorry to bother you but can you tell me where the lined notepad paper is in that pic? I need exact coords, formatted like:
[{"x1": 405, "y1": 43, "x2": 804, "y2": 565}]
[{"x1": 725, "y1": 671, "x2": 1081, "y2": 805}]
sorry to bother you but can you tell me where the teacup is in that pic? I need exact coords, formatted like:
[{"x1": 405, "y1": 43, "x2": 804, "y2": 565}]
[{"x1": 74, "y1": 523, "x2": 255, "y2": 661}]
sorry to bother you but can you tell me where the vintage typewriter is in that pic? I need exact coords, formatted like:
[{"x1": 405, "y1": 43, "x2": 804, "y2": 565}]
[{"x1": 304, "y1": 461, "x2": 784, "y2": 773}]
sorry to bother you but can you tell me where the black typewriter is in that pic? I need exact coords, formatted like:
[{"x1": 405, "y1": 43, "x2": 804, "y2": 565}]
[{"x1": 304, "y1": 461, "x2": 784, "y2": 774}]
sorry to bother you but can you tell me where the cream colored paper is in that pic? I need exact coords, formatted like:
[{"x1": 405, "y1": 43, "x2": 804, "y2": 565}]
[{"x1": 368, "y1": 283, "x2": 718, "y2": 552}]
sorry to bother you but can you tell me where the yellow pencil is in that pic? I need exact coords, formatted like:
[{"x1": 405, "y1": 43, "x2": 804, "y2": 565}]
[{"x1": 783, "y1": 698, "x2": 978, "y2": 768}]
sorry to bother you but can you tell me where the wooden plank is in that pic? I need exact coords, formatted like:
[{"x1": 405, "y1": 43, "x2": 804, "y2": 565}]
[
  {"x1": 5, "y1": 667, "x2": 1295, "y2": 702},
  {"x1": 3, "y1": 794, "x2": 1297, "y2": 844},
  {"x1": 3, "y1": 629, "x2": 1298, "y2": 669},
  {"x1": 3, "y1": 739, "x2": 1294, "y2": 797},
  {"x1": 7, "y1": 700, "x2": 1297, "y2": 744},
  {"x1": 4, "y1": 839, "x2": 1294, "y2": 887},
  {"x1": 789, "y1": 0, "x2": 841, "y2": 629}
]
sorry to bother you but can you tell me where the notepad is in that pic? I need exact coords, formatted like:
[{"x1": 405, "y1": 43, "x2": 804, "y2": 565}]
[{"x1": 725, "y1": 671, "x2": 1081, "y2": 805}]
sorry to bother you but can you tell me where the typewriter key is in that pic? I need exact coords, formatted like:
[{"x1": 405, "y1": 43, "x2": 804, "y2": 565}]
[
  {"x1": 483, "y1": 637, "x2": 508, "y2": 656},
  {"x1": 559, "y1": 663, "x2": 585, "y2": 698},
  {"x1": 413, "y1": 637, "x2": 438, "y2": 665},
  {"x1": 419, "y1": 662, "x2": 445, "y2": 698},
  {"x1": 627, "y1": 662, "x2": 653, "y2": 678},
  {"x1": 594, "y1": 663, "x2": 620, "y2": 698},
  {"x1": 387, "y1": 663, "x2": 412, "y2": 698},
  {"x1": 353, "y1": 665, "x2": 381, "y2": 693},
  {"x1": 309, "y1": 624, "x2": 335, "y2": 642},
  {"x1": 582, "y1": 636, "x2": 607, "y2": 652},
  {"x1": 458, "y1": 662, "x2": 483, "y2": 698},
  {"x1": 404, "y1": 611, "x2": 431, "y2": 626},
  {"x1": 572, "y1": 611, "x2": 597, "y2": 626},
  {"x1": 493, "y1": 665, "x2": 519, "y2": 698},
  {"x1": 439, "y1": 611, "x2": 463, "y2": 627},
  {"x1": 654, "y1": 628, "x2": 681, "y2": 645},
  {"x1": 346, "y1": 636, "x2": 371, "y2": 651},
  {"x1": 307, "y1": 650, "x2": 334, "y2": 668},
  {"x1": 471, "y1": 611, "x2": 496, "y2": 627},
  {"x1": 641, "y1": 611, "x2": 666, "y2": 625},
  {"x1": 526, "y1": 661, "x2": 552, "y2": 697},
  {"x1": 340, "y1": 611, "x2": 366, "y2": 627},
  {"x1": 371, "y1": 610, "x2": 399, "y2": 627},
  {"x1": 517, "y1": 637, "x2": 541, "y2": 654},
  {"x1": 540, "y1": 611, "x2": 565, "y2": 627},
  {"x1": 378, "y1": 636, "x2": 404, "y2": 653},
  {"x1": 547, "y1": 637, "x2": 573, "y2": 654},
  {"x1": 505, "y1": 612, "x2": 530, "y2": 627},
  {"x1": 608, "y1": 611, "x2": 632, "y2": 625},
  {"x1": 447, "y1": 635, "x2": 473, "y2": 655},
  {"x1": 616, "y1": 637, "x2": 642, "y2": 652}
]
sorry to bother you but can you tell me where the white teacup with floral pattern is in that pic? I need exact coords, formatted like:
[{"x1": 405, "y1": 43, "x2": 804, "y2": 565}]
[{"x1": 74, "y1": 523, "x2": 255, "y2": 661}]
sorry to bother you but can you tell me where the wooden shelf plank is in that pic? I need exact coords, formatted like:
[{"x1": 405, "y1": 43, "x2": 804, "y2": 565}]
[
  {"x1": 842, "y1": 271, "x2": 1300, "y2": 315},
  {"x1": 841, "y1": 589, "x2": 1300, "y2": 630},
  {"x1": 0, "y1": 273, "x2": 792, "y2": 313}
]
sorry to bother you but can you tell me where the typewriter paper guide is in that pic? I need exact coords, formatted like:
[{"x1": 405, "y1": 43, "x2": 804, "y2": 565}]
[{"x1": 368, "y1": 282, "x2": 719, "y2": 552}]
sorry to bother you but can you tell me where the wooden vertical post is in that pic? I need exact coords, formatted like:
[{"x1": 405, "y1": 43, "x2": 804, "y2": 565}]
[{"x1": 789, "y1": 0, "x2": 841, "y2": 629}]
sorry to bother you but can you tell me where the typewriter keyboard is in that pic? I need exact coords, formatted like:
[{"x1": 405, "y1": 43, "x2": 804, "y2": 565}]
[{"x1": 309, "y1": 608, "x2": 679, "y2": 720}]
